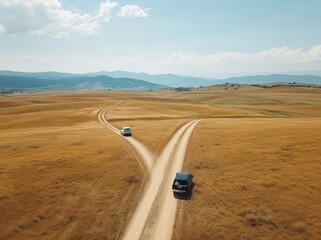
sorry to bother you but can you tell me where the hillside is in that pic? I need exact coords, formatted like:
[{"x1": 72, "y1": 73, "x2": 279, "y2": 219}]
[
  {"x1": 0, "y1": 70, "x2": 213, "y2": 88},
  {"x1": 1, "y1": 88, "x2": 321, "y2": 240},
  {"x1": 93, "y1": 71, "x2": 214, "y2": 87},
  {"x1": 214, "y1": 74, "x2": 321, "y2": 85},
  {"x1": 0, "y1": 75, "x2": 167, "y2": 90},
  {"x1": 1, "y1": 71, "x2": 321, "y2": 89},
  {"x1": 0, "y1": 70, "x2": 79, "y2": 79}
]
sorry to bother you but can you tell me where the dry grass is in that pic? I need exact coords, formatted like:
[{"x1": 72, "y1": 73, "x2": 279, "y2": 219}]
[
  {"x1": 173, "y1": 118, "x2": 321, "y2": 240},
  {"x1": 1, "y1": 86, "x2": 321, "y2": 239},
  {"x1": 0, "y1": 93, "x2": 145, "y2": 240}
]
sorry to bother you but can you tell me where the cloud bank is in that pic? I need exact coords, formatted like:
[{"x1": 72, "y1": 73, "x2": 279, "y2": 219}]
[
  {"x1": 159, "y1": 45, "x2": 321, "y2": 77},
  {"x1": 4, "y1": 45, "x2": 321, "y2": 77},
  {"x1": 87, "y1": 45, "x2": 321, "y2": 77},
  {"x1": 0, "y1": 0, "x2": 148, "y2": 38}
]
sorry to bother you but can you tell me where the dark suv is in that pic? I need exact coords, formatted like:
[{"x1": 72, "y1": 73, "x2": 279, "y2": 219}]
[{"x1": 172, "y1": 172, "x2": 193, "y2": 194}]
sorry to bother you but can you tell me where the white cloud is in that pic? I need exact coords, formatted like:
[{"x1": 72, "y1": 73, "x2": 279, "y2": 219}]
[
  {"x1": 55, "y1": 31, "x2": 70, "y2": 39},
  {"x1": 117, "y1": 5, "x2": 149, "y2": 18},
  {"x1": 96, "y1": 1, "x2": 118, "y2": 23},
  {"x1": 21, "y1": 55, "x2": 35, "y2": 62},
  {"x1": 304, "y1": 45, "x2": 321, "y2": 62},
  {"x1": 0, "y1": 0, "x2": 118, "y2": 37},
  {"x1": 77, "y1": 45, "x2": 321, "y2": 77},
  {"x1": 70, "y1": 6, "x2": 81, "y2": 13},
  {"x1": 159, "y1": 45, "x2": 321, "y2": 76},
  {"x1": 0, "y1": 23, "x2": 5, "y2": 33},
  {"x1": 21, "y1": 55, "x2": 48, "y2": 63}
]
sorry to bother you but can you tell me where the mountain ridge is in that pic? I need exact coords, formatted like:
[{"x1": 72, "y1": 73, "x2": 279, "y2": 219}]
[
  {"x1": 0, "y1": 74, "x2": 167, "y2": 90},
  {"x1": 1, "y1": 70, "x2": 321, "y2": 89}
]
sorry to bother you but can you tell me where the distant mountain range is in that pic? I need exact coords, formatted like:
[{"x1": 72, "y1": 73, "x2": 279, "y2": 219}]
[
  {"x1": 0, "y1": 74, "x2": 167, "y2": 90},
  {"x1": 0, "y1": 70, "x2": 213, "y2": 88},
  {"x1": 92, "y1": 71, "x2": 214, "y2": 87},
  {"x1": 0, "y1": 70, "x2": 320, "y2": 90},
  {"x1": 213, "y1": 74, "x2": 321, "y2": 85}
]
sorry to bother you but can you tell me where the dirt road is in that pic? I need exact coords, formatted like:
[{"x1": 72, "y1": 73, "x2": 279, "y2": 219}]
[
  {"x1": 149, "y1": 120, "x2": 200, "y2": 240},
  {"x1": 122, "y1": 120, "x2": 201, "y2": 240},
  {"x1": 98, "y1": 107, "x2": 154, "y2": 171},
  {"x1": 98, "y1": 105, "x2": 200, "y2": 240}
]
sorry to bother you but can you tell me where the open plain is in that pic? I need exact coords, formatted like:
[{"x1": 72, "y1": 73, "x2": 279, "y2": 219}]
[{"x1": 0, "y1": 86, "x2": 321, "y2": 240}]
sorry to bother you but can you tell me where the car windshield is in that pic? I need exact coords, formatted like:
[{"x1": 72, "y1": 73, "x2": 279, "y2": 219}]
[{"x1": 174, "y1": 179, "x2": 187, "y2": 185}]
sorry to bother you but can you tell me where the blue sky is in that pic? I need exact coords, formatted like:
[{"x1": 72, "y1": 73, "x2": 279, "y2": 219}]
[{"x1": 1, "y1": 0, "x2": 321, "y2": 78}]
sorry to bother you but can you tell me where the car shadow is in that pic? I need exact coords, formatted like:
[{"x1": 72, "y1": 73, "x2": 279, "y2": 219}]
[{"x1": 173, "y1": 182, "x2": 195, "y2": 200}]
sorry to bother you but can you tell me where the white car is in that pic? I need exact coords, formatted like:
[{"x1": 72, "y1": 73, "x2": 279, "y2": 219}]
[{"x1": 120, "y1": 127, "x2": 132, "y2": 136}]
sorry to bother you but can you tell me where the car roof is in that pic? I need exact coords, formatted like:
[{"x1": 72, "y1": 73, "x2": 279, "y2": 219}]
[
  {"x1": 175, "y1": 172, "x2": 191, "y2": 180},
  {"x1": 122, "y1": 127, "x2": 131, "y2": 129}
]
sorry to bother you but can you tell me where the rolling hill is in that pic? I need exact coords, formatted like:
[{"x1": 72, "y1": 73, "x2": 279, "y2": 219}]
[
  {"x1": 0, "y1": 70, "x2": 213, "y2": 88},
  {"x1": 215, "y1": 74, "x2": 321, "y2": 85},
  {"x1": 91, "y1": 71, "x2": 214, "y2": 87},
  {"x1": 1, "y1": 71, "x2": 321, "y2": 90},
  {"x1": 0, "y1": 75, "x2": 167, "y2": 90}
]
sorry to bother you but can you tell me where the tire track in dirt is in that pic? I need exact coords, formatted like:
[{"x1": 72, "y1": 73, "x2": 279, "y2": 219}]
[
  {"x1": 56, "y1": 103, "x2": 154, "y2": 240},
  {"x1": 122, "y1": 120, "x2": 201, "y2": 240},
  {"x1": 149, "y1": 120, "x2": 201, "y2": 240},
  {"x1": 99, "y1": 104, "x2": 201, "y2": 240},
  {"x1": 98, "y1": 106, "x2": 154, "y2": 172}
]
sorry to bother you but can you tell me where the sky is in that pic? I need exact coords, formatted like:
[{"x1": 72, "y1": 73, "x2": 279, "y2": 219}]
[{"x1": 0, "y1": 0, "x2": 321, "y2": 78}]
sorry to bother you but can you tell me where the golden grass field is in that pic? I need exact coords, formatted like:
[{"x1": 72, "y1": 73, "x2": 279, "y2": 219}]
[{"x1": 0, "y1": 86, "x2": 320, "y2": 239}]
